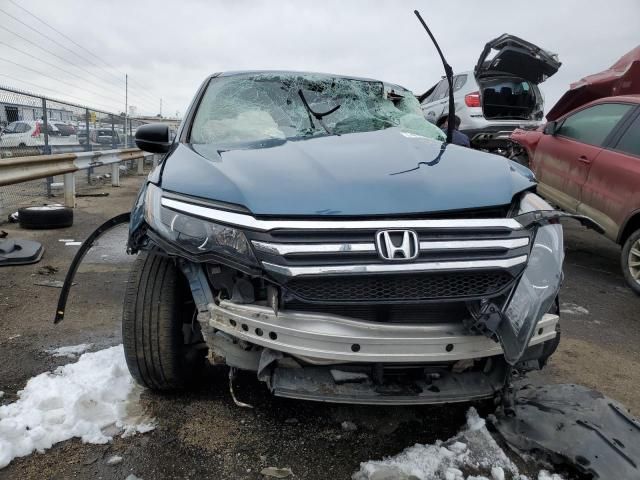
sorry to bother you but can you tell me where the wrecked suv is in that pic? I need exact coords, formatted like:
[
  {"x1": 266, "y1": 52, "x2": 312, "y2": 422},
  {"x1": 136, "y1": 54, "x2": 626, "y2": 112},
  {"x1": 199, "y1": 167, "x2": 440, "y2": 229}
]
[{"x1": 116, "y1": 71, "x2": 577, "y2": 405}]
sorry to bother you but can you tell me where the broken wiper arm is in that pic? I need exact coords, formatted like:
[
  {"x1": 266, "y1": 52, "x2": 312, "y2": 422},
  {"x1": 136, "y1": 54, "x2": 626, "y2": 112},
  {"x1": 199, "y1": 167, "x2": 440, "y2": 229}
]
[
  {"x1": 297, "y1": 89, "x2": 341, "y2": 135},
  {"x1": 515, "y1": 210, "x2": 605, "y2": 234}
]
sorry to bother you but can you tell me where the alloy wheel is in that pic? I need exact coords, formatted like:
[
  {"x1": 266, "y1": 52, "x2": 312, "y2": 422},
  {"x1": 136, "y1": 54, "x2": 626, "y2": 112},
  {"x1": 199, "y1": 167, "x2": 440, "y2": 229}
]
[{"x1": 629, "y1": 238, "x2": 640, "y2": 284}]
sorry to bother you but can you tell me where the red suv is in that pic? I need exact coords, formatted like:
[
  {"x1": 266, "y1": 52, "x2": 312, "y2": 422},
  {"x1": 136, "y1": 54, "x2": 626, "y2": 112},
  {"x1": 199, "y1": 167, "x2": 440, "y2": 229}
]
[{"x1": 511, "y1": 95, "x2": 640, "y2": 293}]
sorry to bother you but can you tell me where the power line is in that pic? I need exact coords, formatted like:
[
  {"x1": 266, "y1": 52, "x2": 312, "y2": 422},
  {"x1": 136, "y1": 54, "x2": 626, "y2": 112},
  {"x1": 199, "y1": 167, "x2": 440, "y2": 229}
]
[
  {"x1": 0, "y1": 56, "x2": 126, "y2": 109},
  {"x1": 7, "y1": 0, "x2": 160, "y2": 104},
  {"x1": 0, "y1": 6, "x2": 123, "y2": 84},
  {"x1": 0, "y1": 74, "x2": 120, "y2": 113},
  {"x1": 0, "y1": 25, "x2": 158, "y2": 113},
  {"x1": 0, "y1": 41, "x2": 122, "y2": 104}
]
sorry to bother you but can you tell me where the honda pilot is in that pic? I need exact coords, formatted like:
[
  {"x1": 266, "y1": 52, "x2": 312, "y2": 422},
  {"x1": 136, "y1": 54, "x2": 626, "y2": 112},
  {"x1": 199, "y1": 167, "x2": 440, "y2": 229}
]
[{"x1": 83, "y1": 70, "x2": 595, "y2": 406}]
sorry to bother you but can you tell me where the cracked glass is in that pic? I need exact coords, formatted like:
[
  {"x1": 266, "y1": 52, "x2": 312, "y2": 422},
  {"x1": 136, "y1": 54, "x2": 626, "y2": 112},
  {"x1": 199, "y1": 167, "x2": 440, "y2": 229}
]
[{"x1": 190, "y1": 73, "x2": 445, "y2": 146}]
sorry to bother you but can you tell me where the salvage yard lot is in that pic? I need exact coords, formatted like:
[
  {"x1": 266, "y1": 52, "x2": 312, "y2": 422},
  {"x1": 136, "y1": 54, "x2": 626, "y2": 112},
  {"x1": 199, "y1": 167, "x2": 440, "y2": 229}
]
[{"x1": 0, "y1": 175, "x2": 639, "y2": 479}]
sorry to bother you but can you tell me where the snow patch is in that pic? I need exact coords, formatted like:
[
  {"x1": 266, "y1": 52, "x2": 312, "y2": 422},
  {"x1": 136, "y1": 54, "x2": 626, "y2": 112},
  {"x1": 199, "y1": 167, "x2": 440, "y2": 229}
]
[
  {"x1": 353, "y1": 408, "x2": 564, "y2": 480},
  {"x1": 0, "y1": 345, "x2": 154, "y2": 469},
  {"x1": 46, "y1": 343, "x2": 93, "y2": 358}
]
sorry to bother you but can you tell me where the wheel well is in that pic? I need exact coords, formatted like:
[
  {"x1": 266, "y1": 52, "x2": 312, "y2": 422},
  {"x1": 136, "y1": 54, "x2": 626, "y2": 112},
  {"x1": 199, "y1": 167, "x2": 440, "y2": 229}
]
[{"x1": 620, "y1": 213, "x2": 640, "y2": 245}]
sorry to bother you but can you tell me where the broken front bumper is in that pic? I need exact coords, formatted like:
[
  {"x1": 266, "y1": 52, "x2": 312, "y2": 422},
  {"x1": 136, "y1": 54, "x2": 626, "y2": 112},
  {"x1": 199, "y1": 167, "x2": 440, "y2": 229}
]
[{"x1": 204, "y1": 300, "x2": 558, "y2": 364}]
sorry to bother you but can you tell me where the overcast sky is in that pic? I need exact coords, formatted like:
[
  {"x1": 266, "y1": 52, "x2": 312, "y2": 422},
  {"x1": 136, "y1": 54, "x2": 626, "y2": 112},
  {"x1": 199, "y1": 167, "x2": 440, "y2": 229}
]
[{"x1": 0, "y1": 0, "x2": 638, "y2": 118}]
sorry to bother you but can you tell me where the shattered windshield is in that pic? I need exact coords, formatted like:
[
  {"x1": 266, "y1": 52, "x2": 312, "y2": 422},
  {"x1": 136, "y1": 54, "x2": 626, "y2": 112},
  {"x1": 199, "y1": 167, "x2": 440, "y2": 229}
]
[{"x1": 190, "y1": 72, "x2": 445, "y2": 146}]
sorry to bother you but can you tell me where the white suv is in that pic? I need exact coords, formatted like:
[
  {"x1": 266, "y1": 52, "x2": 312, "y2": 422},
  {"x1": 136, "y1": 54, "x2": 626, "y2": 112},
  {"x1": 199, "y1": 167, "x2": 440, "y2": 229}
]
[{"x1": 419, "y1": 34, "x2": 561, "y2": 155}]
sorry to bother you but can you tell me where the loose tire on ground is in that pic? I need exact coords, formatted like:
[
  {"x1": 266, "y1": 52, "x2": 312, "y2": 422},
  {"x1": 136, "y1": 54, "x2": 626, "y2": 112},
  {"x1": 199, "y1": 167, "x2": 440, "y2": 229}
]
[
  {"x1": 122, "y1": 252, "x2": 207, "y2": 390},
  {"x1": 18, "y1": 205, "x2": 73, "y2": 229},
  {"x1": 621, "y1": 228, "x2": 640, "y2": 295}
]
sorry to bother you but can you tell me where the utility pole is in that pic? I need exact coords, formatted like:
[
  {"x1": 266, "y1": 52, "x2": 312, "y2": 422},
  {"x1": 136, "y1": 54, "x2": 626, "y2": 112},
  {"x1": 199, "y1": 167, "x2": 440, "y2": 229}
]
[
  {"x1": 160, "y1": 97, "x2": 162, "y2": 117},
  {"x1": 124, "y1": 73, "x2": 128, "y2": 148}
]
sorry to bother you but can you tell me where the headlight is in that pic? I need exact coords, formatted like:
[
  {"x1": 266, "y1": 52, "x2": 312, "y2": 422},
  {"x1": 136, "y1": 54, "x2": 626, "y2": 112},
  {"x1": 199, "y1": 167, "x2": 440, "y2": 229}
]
[
  {"x1": 497, "y1": 193, "x2": 564, "y2": 365},
  {"x1": 143, "y1": 184, "x2": 257, "y2": 266}
]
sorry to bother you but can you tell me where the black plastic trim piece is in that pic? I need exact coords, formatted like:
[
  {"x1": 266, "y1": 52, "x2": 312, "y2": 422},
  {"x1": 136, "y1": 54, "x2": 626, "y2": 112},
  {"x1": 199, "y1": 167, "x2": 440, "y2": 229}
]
[{"x1": 54, "y1": 212, "x2": 131, "y2": 324}]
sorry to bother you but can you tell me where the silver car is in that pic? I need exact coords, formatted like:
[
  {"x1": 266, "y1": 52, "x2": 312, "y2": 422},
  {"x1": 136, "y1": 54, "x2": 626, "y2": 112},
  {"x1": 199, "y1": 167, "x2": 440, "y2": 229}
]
[{"x1": 420, "y1": 34, "x2": 561, "y2": 155}]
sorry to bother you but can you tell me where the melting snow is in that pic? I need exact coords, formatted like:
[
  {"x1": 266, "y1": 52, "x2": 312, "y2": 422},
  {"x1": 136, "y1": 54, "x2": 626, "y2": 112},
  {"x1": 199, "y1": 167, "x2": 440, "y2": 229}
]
[
  {"x1": 353, "y1": 408, "x2": 564, "y2": 480},
  {"x1": 46, "y1": 343, "x2": 94, "y2": 358},
  {"x1": 0, "y1": 345, "x2": 154, "y2": 469}
]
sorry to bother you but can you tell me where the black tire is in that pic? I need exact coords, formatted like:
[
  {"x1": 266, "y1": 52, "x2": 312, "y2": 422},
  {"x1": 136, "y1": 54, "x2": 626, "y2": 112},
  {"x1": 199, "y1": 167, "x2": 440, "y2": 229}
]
[
  {"x1": 621, "y1": 228, "x2": 640, "y2": 295},
  {"x1": 122, "y1": 252, "x2": 206, "y2": 390},
  {"x1": 18, "y1": 205, "x2": 73, "y2": 229}
]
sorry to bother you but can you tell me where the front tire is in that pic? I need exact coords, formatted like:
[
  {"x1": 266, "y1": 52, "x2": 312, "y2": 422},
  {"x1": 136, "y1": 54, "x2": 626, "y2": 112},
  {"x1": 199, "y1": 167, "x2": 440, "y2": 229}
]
[
  {"x1": 621, "y1": 229, "x2": 640, "y2": 295},
  {"x1": 122, "y1": 252, "x2": 207, "y2": 390}
]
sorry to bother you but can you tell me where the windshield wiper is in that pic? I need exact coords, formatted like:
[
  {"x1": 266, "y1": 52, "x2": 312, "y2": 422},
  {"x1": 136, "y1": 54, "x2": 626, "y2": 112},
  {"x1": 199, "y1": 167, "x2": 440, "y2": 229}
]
[{"x1": 297, "y1": 89, "x2": 341, "y2": 135}]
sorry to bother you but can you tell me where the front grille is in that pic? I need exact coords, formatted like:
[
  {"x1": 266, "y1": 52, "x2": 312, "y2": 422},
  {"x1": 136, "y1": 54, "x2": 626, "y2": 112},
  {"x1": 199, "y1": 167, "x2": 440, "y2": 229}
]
[
  {"x1": 244, "y1": 213, "x2": 529, "y2": 304},
  {"x1": 285, "y1": 271, "x2": 513, "y2": 303},
  {"x1": 284, "y1": 300, "x2": 470, "y2": 323}
]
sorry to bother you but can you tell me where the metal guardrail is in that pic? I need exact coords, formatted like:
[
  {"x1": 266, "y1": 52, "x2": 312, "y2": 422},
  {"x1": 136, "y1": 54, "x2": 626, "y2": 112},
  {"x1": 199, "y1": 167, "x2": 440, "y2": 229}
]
[{"x1": 0, "y1": 148, "x2": 156, "y2": 207}]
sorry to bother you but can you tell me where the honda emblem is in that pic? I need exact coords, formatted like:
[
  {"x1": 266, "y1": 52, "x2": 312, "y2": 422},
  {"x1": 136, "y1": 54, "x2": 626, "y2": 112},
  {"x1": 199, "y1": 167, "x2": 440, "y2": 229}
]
[{"x1": 375, "y1": 230, "x2": 419, "y2": 261}]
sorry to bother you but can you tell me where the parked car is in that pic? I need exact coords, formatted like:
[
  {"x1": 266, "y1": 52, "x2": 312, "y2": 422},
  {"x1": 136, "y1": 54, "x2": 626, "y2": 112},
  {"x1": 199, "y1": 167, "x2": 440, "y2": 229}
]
[
  {"x1": 69, "y1": 70, "x2": 584, "y2": 407},
  {"x1": 95, "y1": 128, "x2": 120, "y2": 146},
  {"x1": 0, "y1": 120, "x2": 45, "y2": 147},
  {"x1": 77, "y1": 128, "x2": 96, "y2": 145},
  {"x1": 53, "y1": 123, "x2": 76, "y2": 136},
  {"x1": 512, "y1": 95, "x2": 640, "y2": 293},
  {"x1": 511, "y1": 46, "x2": 640, "y2": 294},
  {"x1": 419, "y1": 34, "x2": 561, "y2": 157}
]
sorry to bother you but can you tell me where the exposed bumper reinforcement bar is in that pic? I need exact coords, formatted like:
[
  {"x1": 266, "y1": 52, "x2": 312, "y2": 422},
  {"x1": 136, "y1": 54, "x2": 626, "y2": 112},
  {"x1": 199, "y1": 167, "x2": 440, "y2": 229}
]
[{"x1": 204, "y1": 301, "x2": 558, "y2": 363}]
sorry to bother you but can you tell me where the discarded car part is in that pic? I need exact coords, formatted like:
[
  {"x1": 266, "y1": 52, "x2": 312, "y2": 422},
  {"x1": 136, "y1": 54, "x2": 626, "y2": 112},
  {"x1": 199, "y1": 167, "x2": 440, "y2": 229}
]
[
  {"x1": 492, "y1": 383, "x2": 640, "y2": 479},
  {"x1": 414, "y1": 10, "x2": 455, "y2": 144},
  {"x1": 547, "y1": 45, "x2": 640, "y2": 121},
  {"x1": 18, "y1": 205, "x2": 73, "y2": 230},
  {"x1": 0, "y1": 238, "x2": 44, "y2": 266},
  {"x1": 54, "y1": 212, "x2": 130, "y2": 323}
]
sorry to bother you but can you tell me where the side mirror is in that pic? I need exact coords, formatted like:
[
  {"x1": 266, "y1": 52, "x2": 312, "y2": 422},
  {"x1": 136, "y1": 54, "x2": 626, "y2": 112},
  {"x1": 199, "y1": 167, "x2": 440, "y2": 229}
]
[
  {"x1": 543, "y1": 121, "x2": 558, "y2": 135},
  {"x1": 135, "y1": 123, "x2": 171, "y2": 153}
]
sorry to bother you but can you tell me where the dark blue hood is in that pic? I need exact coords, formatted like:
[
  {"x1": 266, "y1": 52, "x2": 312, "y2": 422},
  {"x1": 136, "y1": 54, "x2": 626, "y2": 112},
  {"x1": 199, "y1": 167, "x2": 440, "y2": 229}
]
[{"x1": 160, "y1": 128, "x2": 535, "y2": 217}]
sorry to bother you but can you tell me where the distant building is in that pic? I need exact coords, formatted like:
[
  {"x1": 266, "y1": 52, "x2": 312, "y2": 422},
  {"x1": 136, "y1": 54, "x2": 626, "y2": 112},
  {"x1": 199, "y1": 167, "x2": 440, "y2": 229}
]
[
  {"x1": 130, "y1": 115, "x2": 181, "y2": 131},
  {"x1": 0, "y1": 99, "x2": 74, "y2": 126}
]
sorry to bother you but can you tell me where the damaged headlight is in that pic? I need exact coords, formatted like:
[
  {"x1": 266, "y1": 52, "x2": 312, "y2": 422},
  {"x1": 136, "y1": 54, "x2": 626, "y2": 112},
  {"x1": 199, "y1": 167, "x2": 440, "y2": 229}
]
[
  {"x1": 143, "y1": 183, "x2": 257, "y2": 266},
  {"x1": 496, "y1": 193, "x2": 564, "y2": 365}
]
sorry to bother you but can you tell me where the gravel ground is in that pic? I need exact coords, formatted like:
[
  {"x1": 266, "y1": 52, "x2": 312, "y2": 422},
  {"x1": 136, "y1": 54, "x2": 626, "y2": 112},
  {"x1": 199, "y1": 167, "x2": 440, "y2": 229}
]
[{"x1": 0, "y1": 175, "x2": 638, "y2": 479}]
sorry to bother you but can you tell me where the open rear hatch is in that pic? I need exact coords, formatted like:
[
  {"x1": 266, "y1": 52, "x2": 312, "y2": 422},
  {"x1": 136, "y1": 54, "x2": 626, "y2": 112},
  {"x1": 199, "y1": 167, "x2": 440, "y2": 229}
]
[{"x1": 474, "y1": 34, "x2": 561, "y2": 121}]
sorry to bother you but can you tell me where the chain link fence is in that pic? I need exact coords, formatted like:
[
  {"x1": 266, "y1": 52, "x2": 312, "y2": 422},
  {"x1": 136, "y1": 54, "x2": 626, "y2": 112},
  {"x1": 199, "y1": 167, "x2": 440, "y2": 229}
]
[{"x1": 0, "y1": 86, "x2": 151, "y2": 218}]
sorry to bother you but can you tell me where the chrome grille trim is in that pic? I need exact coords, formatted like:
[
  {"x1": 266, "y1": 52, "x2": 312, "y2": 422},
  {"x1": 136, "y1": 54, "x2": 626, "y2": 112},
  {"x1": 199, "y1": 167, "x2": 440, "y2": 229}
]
[
  {"x1": 419, "y1": 237, "x2": 529, "y2": 250},
  {"x1": 262, "y1": 255, "x2": 528, "y2": 277},
  {"x1": 252, "y1": 237, "x2": 530, "y2": 256},
  {"x1": 161, "y1": 197, "x2": 523, "y2": 231},
  {"x1": 252, "y1": 241, "x2": 376, "y2": 255}
]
